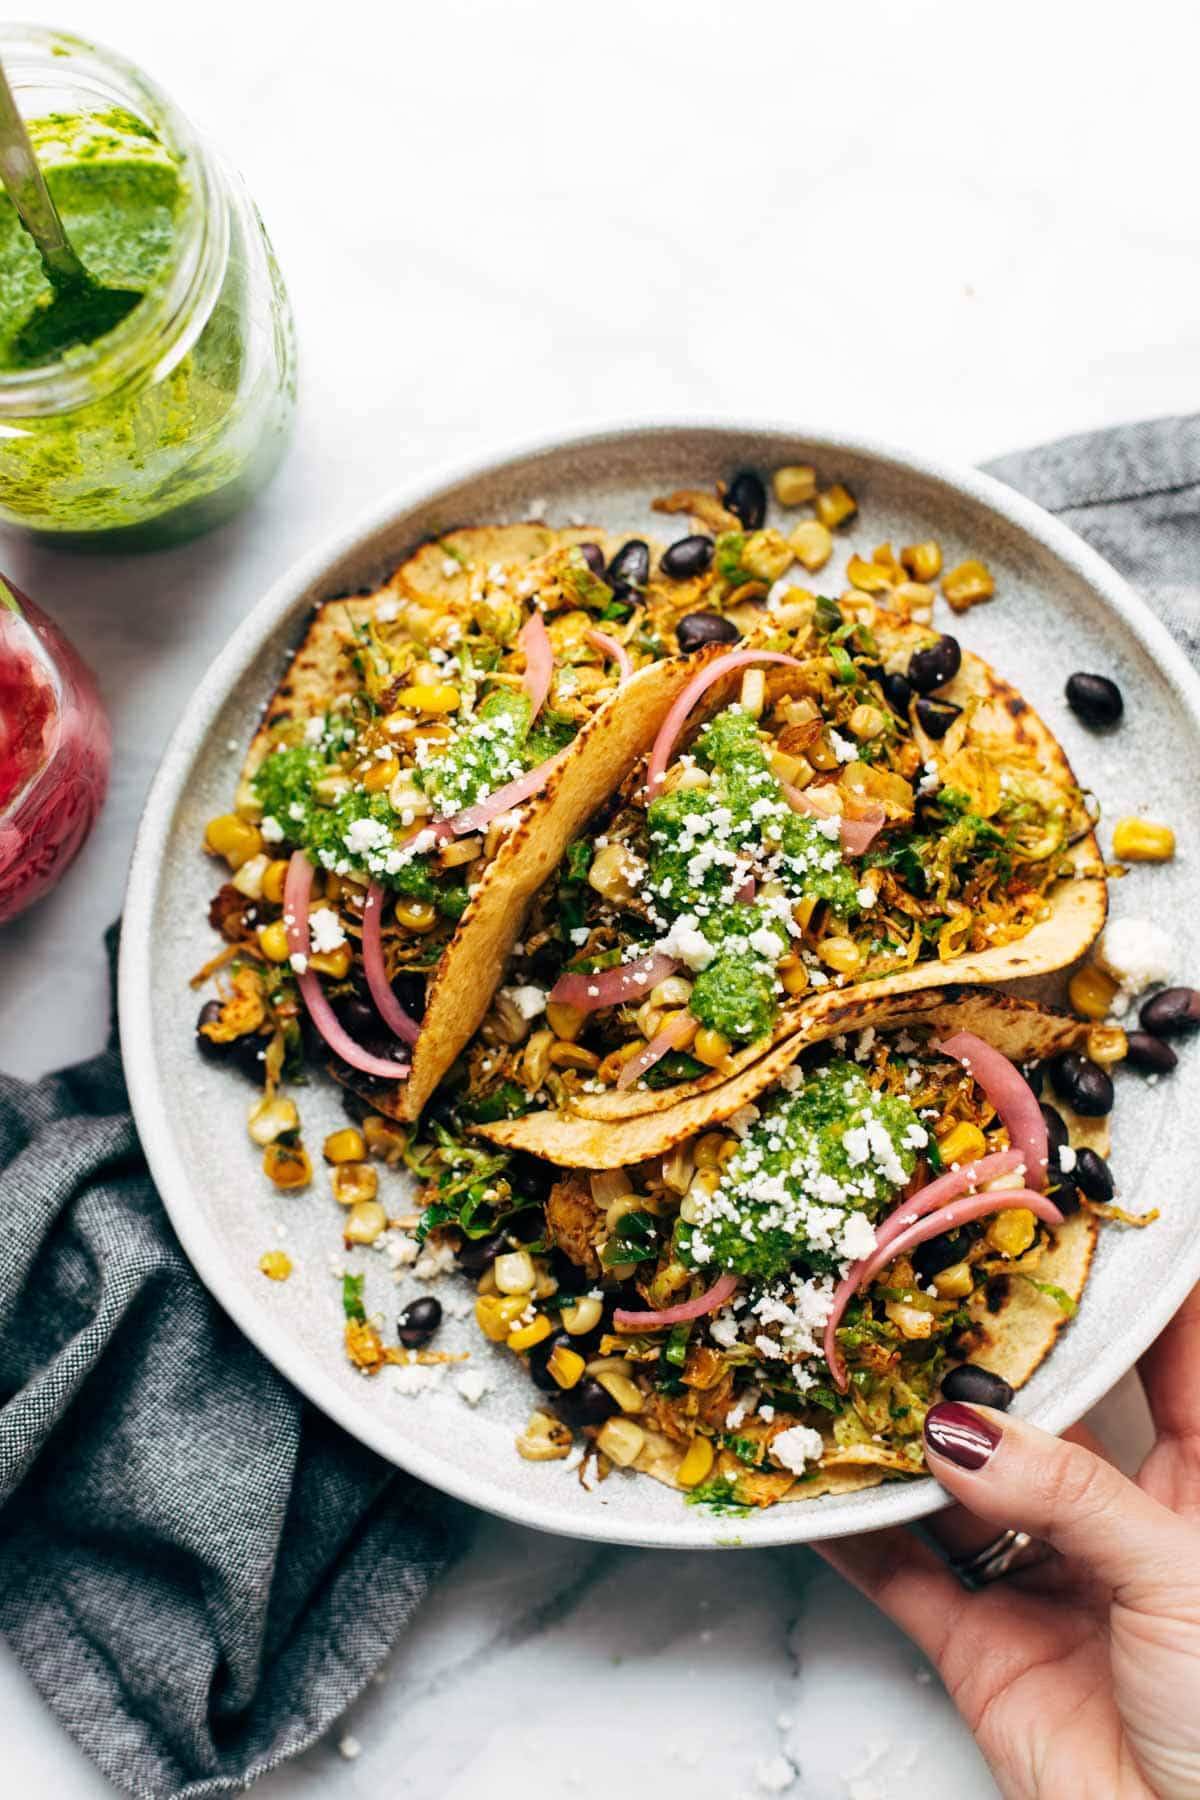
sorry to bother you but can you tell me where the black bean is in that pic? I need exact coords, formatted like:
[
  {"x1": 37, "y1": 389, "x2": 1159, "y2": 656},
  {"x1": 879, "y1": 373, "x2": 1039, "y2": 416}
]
[
  {"x1": 941, "y1": 1364, "x2": 1015, "y2": 1410},
  {"x1": 556, "y1": 1378, "x2": 619, "y2": 1428},
  {"x1": 331, "y1": 991, "x2": 387, "y2": 1042},
  {"x1": 391, "y1": 970, "x2": 426, "y2": 1020},
  {"x1": 397, "y1": 1296, "x2": 442, "y2": 1348},
  {"x1": 527, "y1": 1329, "x2": 573, "y2": 1392},
  {"x1": 661, "y1": 534, "x2": 715, "y2": 580},
  {"x1": 606, "y1": 539, "x2": 650, "y2": 592},
  {"x1": 727, "y1": 470, "x2": 766, "y2": 530},
  {"x1": 912, "y1": 1227, "x2": 974, "y2": 1282},
  {"x1": 1125, "y1": 1030, "x2": 1178, "y2": 1073},
  {"x1": 676, "y1": 611, "x2": 741, "y2": 654},
  {"x1": 195, "y1": 1002, "x2": 269, "y2": 1083},
  {"x1": 1065, "y1": 672, "x2": 1124, "y2": 730},
  {"x1": 548, "y1": 1248, "x2": 590, "y2": 1294},
  {"x1": 880, "y1": 671, "x2": 913, "y2": 717},
  {"x1": 907, "y1": 635, "x2": 962, "y2": 694},
  {"x1": 456, "y1": 1231, "x2": 507, "y2": 1276},
  {"x1": 1022, "y1": 1061, "x2": 1045, "y2": 1097},
  {"x1": 578, "y1": 542, "x2": 606, "y2": 577},
  {"x1": 1139, "y1": 986, "x2": 1200, "y2": 1038},
  {"x1": 1073, "y1": 1147, "x2": 1114, "y2": 1204},
  {"x1": 1051, "y1": 1174, "x2": 1081, "y2": 1217},
  {"x1": 1052, "y1": 1053, "x2": 1114, "y2": 1118},
  {"x1": 1040, "y1": 1102, "x2": 1070, "y2": 1165},
  {"x1": 915, "y1": 696, "x2": 962, "y2": 740}
]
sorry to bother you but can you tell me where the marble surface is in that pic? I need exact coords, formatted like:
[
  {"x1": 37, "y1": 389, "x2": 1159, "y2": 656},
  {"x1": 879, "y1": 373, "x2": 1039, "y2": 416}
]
[{"x1": 0, "y1": 0, "x2": 1186, "y2": 1791}]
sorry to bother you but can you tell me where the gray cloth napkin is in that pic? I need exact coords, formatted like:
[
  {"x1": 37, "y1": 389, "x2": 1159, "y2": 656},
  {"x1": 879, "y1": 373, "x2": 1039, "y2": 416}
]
[{"x1": 1, "y1": 413, "x2": 1197, "y2": 1800}]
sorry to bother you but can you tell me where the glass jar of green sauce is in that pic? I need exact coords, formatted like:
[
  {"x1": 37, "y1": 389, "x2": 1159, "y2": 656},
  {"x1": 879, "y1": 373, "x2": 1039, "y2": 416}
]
[{"x1": 0, "y1": 27, "x2": 296, "y2": 549}]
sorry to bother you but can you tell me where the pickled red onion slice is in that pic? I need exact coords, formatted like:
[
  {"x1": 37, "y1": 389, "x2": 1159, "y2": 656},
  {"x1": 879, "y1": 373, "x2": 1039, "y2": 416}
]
[
  {"x1": 936, "y1": 1031, "x2": 1049, "y2": 1191},
  {"x1": 362, "y1": 882, "x2": 422, "y2": 1047},
  {"x1": 823, "y1": 1186, "x2": 1064, "y2": 1390},
  {"x1": 549, "y1": 950, "x2": 679, "y2": 1014},
  {"x1": 616, "y1": 1008, "x2": 697, "y2": 1091},
  {"x1": 283, "y1": 852, "x2": 411, "y2": 1079},
  {"x1": 518, "y1": 612, "x2": 554, "y2": 720},
  {"x1": 780, "y1": 781, "x2": 884, "y2": 855},
  {"x1": 442, "y1": 751, "x2": 564, "y2": 838},
  {"x1": 586, "y1": 628, "x2": 633, "y2": 683},
  {"x1": 646, "y1": 650, "x2": 801, "y2": 795},
  {"x1": 870, "y1": 1149, "x2": 1026, "y2": 1255},
  {"x1": 614, "y1": 1270, "x2": 738, "y2": 1331}
]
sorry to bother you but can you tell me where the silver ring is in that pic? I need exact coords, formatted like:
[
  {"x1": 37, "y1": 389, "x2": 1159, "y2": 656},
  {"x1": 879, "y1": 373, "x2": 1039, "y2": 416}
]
[{"x1": 949, "y1": 1528, "x2": 1053, "y2": 1590}]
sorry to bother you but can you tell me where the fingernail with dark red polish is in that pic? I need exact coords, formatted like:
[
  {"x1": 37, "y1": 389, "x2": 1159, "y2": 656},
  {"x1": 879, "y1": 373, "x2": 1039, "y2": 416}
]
[{"x1": 925, "y1": 1401, "x2": 1002, "y2": 1471}]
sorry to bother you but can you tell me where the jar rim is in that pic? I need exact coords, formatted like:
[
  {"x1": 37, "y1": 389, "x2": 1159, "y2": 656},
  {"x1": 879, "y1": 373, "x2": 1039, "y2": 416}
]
[{"x1": 0, "y1": 24, "x2": 229, "y2": 419}]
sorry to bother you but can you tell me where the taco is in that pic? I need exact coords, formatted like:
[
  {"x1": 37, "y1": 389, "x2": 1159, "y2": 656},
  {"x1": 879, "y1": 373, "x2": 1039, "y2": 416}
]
[
  {"x1": 461, "y1": 601, "x2": 1106, "y2": 1165},
  {"x1": 196, "y1": 522, "x2": 728, "y2": 1123},
  {"x1": 414, "y1": 988, "x2": 1125, "y2": 1508}
]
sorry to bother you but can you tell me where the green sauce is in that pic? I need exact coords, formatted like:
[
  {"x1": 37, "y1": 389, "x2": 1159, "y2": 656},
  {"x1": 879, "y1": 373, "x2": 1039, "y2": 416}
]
[
  {"x1": 0, "y1": 107, "x2": 294, "y2": 547},
  {"x1": 677, "y1": 1060, "x2": 925, "y2": 1281},
  {"x1": 0, "y1": 109, "x2": 180, "y2": 369}
]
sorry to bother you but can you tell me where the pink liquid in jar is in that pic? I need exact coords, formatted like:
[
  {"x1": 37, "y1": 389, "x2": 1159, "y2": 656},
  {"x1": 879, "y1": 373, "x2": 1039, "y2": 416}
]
[{"x1": 0, "y1": 577, "x2": 111, "y2": 924}]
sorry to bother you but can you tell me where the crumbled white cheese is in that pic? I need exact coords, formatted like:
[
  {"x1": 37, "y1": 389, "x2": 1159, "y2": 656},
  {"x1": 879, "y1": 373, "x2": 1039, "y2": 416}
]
[
  {"x1": 830, "y1": 729, "x2": 859, "y2": 764},
  {"x1": 658, "y1": 912, "x2": 716, "y2": 971},
  {"x1": 1095, "y1": 917, "x2": 1172, "y2": 1012},
  {"x1": 375, "y1": 596, "x2": 399, "y2": 623},
  {"x1": 260, "y1": 815, "x2": 284, "y2": 843},
  {"x1": 456, "y1": 1369, "x2": 491, "y2": 1406},
  {"x1": 414, "y1": 1239, "x2": 458, "y2": 1282},
  {"x1": 308, "y1": 906, "x2": 347, "y2": 954},
  {"x1": 303, "y1": 715, "x2": 326, "y2": 745},
  {"x1": 1058, "y1": 1145, "x2": 1077, "y2": 1173},
  {"x1": 499, "y1": 984, "x2": 548, "y2": 1021},
  {"x1": 289, "y1": 952, "x2": 308, "y2": 974},
  {"x1": 770, "y1": 1423, "x2": 825, "y2": 1475}
]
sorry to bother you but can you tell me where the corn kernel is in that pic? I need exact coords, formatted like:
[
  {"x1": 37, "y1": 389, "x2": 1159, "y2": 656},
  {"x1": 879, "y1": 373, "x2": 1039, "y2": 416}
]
[
  {"x1": 258, "y1": 1250, "x2": 293, "y2": 1281},
  {"x1": 779, "y1": 957, "x2": 810, "y2": 997},
  {"x1": 846, "y1": 554, "x2": 893, "y2": 595},
  {"x1": 817, "y1": 936, "x2": 861, "y2": 974},
  {"x1": 1087, "y1": 1024, "x2": 1128, "y2": 1066},
  {"x1": 262, "y1": 1141, "x2": 311, "y2": 1189},
  {"x1": 547, "y1": 1344, "x2": 587, "y2": 1389},
  {"x1": 788, "y1": 519, "x2": 834, "y2": 571},
  {"x1": 793, "y1": 894, "x2": 820, "y2": 932},
  {"x1": 807, "y1": 731, "x2": 840, "y2": 772},
  {"x1": 205, "y1": 813, "x2": 264, "y2": 870},
  {"x1": 247, "y1": 1095, "x2": 299, "y2": 1146},
  {"x1": 309, "y1": 945, "x2": 353, "y2": 979},
  {"x1": 362, "y1": 756, "x2": 400, "y2": 793},
  {"x1": 936, "y1": 1120, "x2": 988, "y2": 1167},
  {"x1": 676, "y1": 1435, "x2": 716, "y2": 1488},
  {"x1": 693, "y1": 1026, "x2": 733, "y2": 1067},
  {"x1": 495, "y1": 1249, "x2": 536, "y2": 1294},
  {"x1": 987, "y1": 1207, "x2": 1037, "y2": 1258},
  {"x1": 561, "y1": 1295, "x2": 603, "y2": 1336},
  {"x1": 324, "y1": 1127, "x2": 366, "y2": 1164},
  {"x1": 331, "y1": 1162, "x2": 378, "y2": 1206},
  {"x1": 588, "y1": 842, "x2": 642, "y2": 905},
  {"x1": 509, "y1": 1314, "x2": 553, "y2": 1352},
  {"x1": 344, "y1": 1199, "x2": 388, "y2": 1245},
  {"x1": 693, "y1": 1132, "x2": 730, "y2": 1170},
  {"x1": 475, "y1": 1294, "x2": 529, "y2": 1342},
  {"x1": 362, "y1": 1114, "x2": 408, "y2": 1163},
  {"x1": 848, "y1": 703, "x2": 887, "y2": 740},
  {"x1": 942, "y1": 559, "x2": 995, "y2": 612},
  {"x1": 597, "y1": 1417, "x2": 645, "y2": 1466},
  {"x1": 901, "y1": 540, "x2": 943, "y2": 582},
  {"x1": 262, "y1": 858, "x2": 291, "y2": 904},
  {"x1": 1111, "y1": 817, "x2": 1175, "y2": 862},
  {"x1": 772, "y1": 464, "x2": 817, "y2": 506},
  {"x1": 1068, "y1": 963, "x2": 1119, "y2": 1020},
  {"x1": 393, "y1": 682, "x2": 461, "y2": 714},
  {"x1": 739, "y1": 667, "x2": 765, "y2": 718},
  {"x1": 395, "y1": 899, "x2": 438, "y2": 932},
  {"x1": 932, "y1": 1260, "x2": 974, "y2": 1300},
  {"x1": 257, "y1": 919, "x2": 291, "y2": 963},
  {"x1": 230, "y1": 852, "x2": 269, "y2": 900},
  {"x1": 515, "y1": 1410, "x2": 573, "y2": 1461},
  {"x1": 814, "y1": 483, "x2": 857, "y2": 529}
]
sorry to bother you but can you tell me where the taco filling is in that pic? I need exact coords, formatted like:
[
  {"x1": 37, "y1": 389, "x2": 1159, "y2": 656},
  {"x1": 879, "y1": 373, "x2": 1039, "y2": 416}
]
[
  {"x1": 403, "y1": 997, "x2": 1127, "y2": 1507},
  {"x1": 454, "y1": 604, "x2": 1097, "y2": 1125}
]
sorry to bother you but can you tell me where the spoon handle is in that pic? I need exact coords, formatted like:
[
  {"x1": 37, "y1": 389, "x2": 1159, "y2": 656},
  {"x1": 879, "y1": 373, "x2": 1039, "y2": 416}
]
[{"x1": 0, "y1": 57, "x2": 88, "y2": 288}]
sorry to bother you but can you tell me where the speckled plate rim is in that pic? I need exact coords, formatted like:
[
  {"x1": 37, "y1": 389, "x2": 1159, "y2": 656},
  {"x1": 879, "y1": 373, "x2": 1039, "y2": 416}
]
[{"x1": 121, "y1": 417, "x2": 1200, "y2": 1548}]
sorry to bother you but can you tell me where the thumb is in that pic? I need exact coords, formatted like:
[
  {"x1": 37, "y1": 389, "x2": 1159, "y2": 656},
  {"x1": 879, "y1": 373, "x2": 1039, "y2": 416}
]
[{"x1": 923, "y1": 1401, "x2": 1195, "y2": 1608}]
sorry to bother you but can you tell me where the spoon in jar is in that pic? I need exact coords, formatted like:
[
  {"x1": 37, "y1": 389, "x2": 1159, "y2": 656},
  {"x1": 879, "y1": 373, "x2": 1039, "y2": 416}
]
[{"x1": 0, "y1": 53, "x2": 141, "y2": 364}]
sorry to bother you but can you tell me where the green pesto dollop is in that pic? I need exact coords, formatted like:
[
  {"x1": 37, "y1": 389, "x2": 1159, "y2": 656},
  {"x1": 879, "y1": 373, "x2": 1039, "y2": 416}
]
[
  {"x1": 677, "y1": 1059, "x2": 926, "y2": 1281},
  {"x1": 418, "y1": 689, "x2": 532, "y2": 815},
  {"x1": 644, "y1": 706, "x2": 859, "y2": 1045}
]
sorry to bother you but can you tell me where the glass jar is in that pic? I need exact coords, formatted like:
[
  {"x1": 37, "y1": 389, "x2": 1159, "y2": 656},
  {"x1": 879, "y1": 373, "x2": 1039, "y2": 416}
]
[
  {"x1": 0, "y1": 26, "x2": 296, "y2": 550},
  {"x1": 0, "y1": 575, "x2": 111, "y2": 922}
]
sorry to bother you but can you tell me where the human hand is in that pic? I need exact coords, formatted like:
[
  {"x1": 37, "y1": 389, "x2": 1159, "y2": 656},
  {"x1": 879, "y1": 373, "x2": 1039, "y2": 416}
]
[{"x1": 816, "y1": 1285, "x2": 1200, "y2": 1799}]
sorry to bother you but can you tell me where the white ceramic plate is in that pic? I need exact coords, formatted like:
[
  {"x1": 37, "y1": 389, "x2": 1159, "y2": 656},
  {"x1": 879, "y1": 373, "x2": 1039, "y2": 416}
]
[{"x1": 120, "y1": 422, "x2": 1200, "y2": 1548}]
